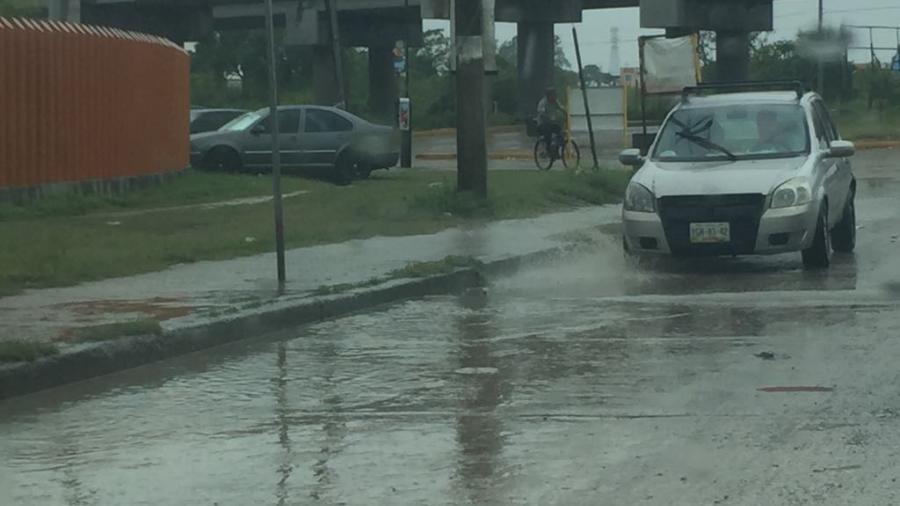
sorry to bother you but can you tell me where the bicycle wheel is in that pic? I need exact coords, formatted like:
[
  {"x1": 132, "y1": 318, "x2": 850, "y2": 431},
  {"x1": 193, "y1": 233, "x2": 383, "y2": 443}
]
[
  {"x1": 561, "y1": 139, "x2": 581, "y2": 169},
  {"x1": 534, "y1": 139, "x2": 554, "y2": 171}
]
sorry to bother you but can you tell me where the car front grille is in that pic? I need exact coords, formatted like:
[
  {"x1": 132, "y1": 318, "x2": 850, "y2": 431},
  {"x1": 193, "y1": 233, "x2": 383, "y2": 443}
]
[{"x1": 657, "y1": 194, "x2": 767, "y2": 256}]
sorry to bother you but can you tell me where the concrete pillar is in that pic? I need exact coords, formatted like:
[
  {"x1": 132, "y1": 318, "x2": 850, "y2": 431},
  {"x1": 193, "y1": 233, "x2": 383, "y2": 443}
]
[
  {"x1": 48, "y1": 0, "x2": 80, "y2": 22},
  {"x1": 368, "y1": 45, "x2": 398, "y2": 124},
  {"x1": 516, "y1": 22, "x2": 555, "y2": 121},
  {"x1": 313, "y1": 45, "x2": 340, "y2": 106},
  {"x1": 716, "y1": 31, "x2": 751, "y2": 82}
]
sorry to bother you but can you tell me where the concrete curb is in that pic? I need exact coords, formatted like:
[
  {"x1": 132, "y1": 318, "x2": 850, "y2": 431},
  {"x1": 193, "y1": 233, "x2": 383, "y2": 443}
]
[{"x1": 0, "y1": 246, "x2": 570, "y2": 400}]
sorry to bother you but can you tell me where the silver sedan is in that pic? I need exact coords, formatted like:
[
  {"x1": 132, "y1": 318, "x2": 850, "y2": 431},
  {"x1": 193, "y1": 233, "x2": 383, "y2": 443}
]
[
  {"x1": 190, "y1": 105, "x2": 399, "y2": 183},
  {"x1": 619, "y1": 85, "x2": 856, "y2": 269}
]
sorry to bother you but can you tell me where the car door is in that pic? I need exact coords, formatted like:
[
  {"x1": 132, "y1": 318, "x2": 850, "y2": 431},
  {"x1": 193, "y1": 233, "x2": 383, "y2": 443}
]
[
  {"x1": 815, "y1": 100, "x2": 854, "y2": 202},
  {"x1": 242, "y1": 109, "x2": 303, "y2": 169},
  {"x1": 299, "y1": 108, "x2": 355, "y2": 170},
  {"x1": 811, "y1": 100, "x2": 847, "y2": 224}
]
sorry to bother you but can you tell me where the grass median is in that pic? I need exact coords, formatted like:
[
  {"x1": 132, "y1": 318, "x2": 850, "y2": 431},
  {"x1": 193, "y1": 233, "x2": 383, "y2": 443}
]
[{"x1": 0, "y1": 168, "x2": 629, "y2": 295}]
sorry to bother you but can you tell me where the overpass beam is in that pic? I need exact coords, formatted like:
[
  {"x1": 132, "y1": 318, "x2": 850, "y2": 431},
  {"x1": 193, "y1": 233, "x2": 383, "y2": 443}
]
[
  {"x1": 516, "y1": 22, "x2": 555, "y2": 120},
  {"x1": 368, "y1": 45, "x2": 398, "y2": 124}
]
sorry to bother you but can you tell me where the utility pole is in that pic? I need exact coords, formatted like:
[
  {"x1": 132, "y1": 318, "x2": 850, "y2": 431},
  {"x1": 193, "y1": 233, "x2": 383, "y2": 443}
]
[
  {"x1": 264, "y1": 0, "x2": 286, "y2": 292},
  {"x1": 573, "y1": 27, "x2": 600, "y2": 171},
  {"x1": 818, "y1": 0, "x2": 825, "y2": 96},
  {"x1": 454, "y1": 0, "x2": 488, "y2": 196},
  {"x1": 401, "y1": 0, "x2": 413, "y2": 168},
  {"x1": 325, "y1": 0, "x2": 346, "y2": 108}
]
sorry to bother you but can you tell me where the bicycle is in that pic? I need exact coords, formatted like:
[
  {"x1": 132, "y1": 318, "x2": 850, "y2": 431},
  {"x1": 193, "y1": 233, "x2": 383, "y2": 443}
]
[{"x1": 534, "y1": 129, "x2": 580, "y2": 171}]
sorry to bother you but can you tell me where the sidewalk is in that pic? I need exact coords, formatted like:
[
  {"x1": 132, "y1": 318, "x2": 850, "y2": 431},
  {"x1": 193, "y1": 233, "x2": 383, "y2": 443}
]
[{"x1": 0, "y1": 206, "x2": 621, "y2": 348}]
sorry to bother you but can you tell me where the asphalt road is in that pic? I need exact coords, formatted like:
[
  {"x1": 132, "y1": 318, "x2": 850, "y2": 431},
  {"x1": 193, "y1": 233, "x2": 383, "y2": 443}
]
[{"x1": 2, "y1": 149, "x2": 900, "y2": 505}]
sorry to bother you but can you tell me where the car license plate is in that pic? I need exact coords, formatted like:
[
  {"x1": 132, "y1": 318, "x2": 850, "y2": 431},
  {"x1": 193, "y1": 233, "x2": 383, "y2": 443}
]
[{"x1": 690, "y1": 222, "x2": 730, "y2": 243}]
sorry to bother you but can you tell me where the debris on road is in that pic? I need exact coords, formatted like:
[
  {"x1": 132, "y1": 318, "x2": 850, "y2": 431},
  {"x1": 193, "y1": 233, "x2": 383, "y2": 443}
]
[{"x1": 758, "y1": 386, "x2": 834, "y2": 393}]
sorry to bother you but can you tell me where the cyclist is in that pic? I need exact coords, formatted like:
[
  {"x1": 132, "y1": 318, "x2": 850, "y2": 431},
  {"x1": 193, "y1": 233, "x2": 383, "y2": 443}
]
[{"x1": 536, "y1": 87, "x2": 567, "y2": 156}]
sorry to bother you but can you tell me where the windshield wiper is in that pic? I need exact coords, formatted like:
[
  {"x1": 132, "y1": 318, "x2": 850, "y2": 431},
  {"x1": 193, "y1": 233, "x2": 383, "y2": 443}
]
[{"x1": 675, "y1": 131, "x2": 737, "y2": 161}]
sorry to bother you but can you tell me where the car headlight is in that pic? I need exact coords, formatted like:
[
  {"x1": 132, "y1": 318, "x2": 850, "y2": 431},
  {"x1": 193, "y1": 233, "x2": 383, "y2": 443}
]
[
  {"x1": 771, "y1": 178, "x2": 812, "y2": 209},
  {"x1": 624, "y1": 182, "x2": 656, "y2": 213}
]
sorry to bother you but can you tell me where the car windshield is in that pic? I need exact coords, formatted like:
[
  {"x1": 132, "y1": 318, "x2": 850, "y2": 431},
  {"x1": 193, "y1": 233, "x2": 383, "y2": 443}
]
[
  {"x1": 653, "y1": 103, "x2": 810, "y2": 162},
  {"x1": 219, "y1": 111, "x2": 264, "y2": 132}
]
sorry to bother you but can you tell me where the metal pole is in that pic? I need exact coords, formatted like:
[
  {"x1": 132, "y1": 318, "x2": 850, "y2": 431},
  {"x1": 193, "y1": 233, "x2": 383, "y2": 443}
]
[
  {"x1": 639, "y1": 37, "x2": 649, "y2": 155},
  {"x1": 454, "y1": 0, "x2": 488, "y2": 196},
  {"x1": 572, "y1": 27, "x2": 599, "y2": 171},
  {"x1": 817, "y1": 0, "x2": 825, "y2": 96},
  {"x1": 325, "y1": 0, "x2": 346, "y2": 107},
  {"x1": 401, "y1": 0, "x2": 413, "y2": 168},
  {"x1": 264, "y1": 0, "x2": 286, "y2": 292}
]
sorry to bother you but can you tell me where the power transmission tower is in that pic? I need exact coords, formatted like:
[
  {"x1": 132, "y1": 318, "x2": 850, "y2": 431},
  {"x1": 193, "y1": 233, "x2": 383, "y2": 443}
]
[{"x1": 609, "y1": 27, "x2": 621, "y2": 77}]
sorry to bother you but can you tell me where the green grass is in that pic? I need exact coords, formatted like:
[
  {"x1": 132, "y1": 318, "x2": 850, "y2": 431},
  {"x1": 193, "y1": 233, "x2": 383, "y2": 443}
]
[
  {"x1": 0, "y1": 340, "x2": 60, "y2": 363},
  {"x1": 311, "y1": 255, "x2": 484, "y2": 296},
  {"x1": 388, "y1": 255, "x2": 484, "y2": 279},
  {"x1": 0, "y1": 171, "x2": 312, "y2": 221},
  {"x1": 0, "y1": 169, "x2": 629, "y2": 296},
  {"x1": 835, "y1": 112, "x2": 900, "y2": 141},
  {"x1": 66, "y1": 319, "x2": 163, "y2": 343}
]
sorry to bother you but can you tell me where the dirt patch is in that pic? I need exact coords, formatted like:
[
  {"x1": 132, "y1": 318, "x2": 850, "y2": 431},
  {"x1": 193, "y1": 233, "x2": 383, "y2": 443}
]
[{"x1": 57, "y1": 298, "x2": 193, "y2": 321}]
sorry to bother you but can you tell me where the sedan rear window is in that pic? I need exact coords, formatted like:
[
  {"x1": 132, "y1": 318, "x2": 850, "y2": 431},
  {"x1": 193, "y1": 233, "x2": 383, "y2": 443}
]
[{"x1": 653, "y1": 103, "x2": 810, "y2": 162}]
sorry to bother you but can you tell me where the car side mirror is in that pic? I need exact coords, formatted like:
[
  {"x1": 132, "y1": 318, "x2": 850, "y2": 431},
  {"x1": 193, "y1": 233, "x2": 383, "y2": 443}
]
[
  {"x1": 619, "y1": 148, "x2": 644, "y2": 167},
  {"x1": 250, "y1": 124, "x2": 267, "y2": 135},
  {"x1": 827, "y1": 140, "x2": 855, "y2": 158}
]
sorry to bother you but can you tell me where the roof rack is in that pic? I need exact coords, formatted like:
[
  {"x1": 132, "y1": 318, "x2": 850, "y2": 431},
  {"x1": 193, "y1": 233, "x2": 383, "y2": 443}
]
[{"x1": 682, "y1": 80, "x2": 807, "y2": 101}]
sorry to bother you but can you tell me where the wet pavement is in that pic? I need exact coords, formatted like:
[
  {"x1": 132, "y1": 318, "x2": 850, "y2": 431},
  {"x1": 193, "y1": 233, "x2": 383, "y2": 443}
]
[
  {"x1": 3, "y1": 148, "x2": 900, "y2": 505},
  {"x1": 0, "y1": 206, "x2": 619, "y2": 345}
]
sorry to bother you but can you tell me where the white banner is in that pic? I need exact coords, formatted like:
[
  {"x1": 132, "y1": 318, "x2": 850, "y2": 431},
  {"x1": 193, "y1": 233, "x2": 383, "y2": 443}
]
[
  {"x1": 643, "y1": 35, "x2": 699, "y2": 94},
  {"x1": 567, "y1": 87, "x2": 626, "y2": 133}
]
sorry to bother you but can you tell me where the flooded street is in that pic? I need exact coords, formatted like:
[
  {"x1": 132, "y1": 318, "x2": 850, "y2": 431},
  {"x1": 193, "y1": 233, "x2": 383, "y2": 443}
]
[{"x1": 4, "y1": 149, "x2": 900, "y2": 505}]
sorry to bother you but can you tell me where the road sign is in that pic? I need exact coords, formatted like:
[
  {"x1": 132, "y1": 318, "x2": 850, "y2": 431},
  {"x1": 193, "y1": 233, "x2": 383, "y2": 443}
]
[{"x1": 398, "y1": 97, "x2": 411, "y2": 131}]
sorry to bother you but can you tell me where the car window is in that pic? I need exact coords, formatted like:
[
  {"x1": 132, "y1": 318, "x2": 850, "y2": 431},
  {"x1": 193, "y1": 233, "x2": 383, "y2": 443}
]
[
  {"x1": 813, "y1": 101, "x2": 839, "y2": 142},
  {"x1": 305, "y1": 109, "x2": 354, "y2": 133},
  {"x1": 653, "y1": 103, "x2": 810, "y2": 161},
  {"x1": 257, "y1": 110, "x2": 302, "y2": 134},
  {"x1": 221, "y1": 111, "x2": 264, "y2": 132},
  {"x1": 811, "y1": 102, "x2": 832, "y2": 146},
  {"x1": 190, "y1": 112, "x2": 226, "y2": 134},
  {"x1": 211, "y1": 111, "x2": 241, "y2": 130}
]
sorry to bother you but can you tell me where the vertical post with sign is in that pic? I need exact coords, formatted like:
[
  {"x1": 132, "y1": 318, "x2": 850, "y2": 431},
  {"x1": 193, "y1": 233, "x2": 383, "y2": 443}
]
[
  {"x1": 264, "y1": 0, "x2": 286, "y2": 292},
  {"x1": 399, "y1": 96, "x2": 411, "y2": 164},
  {"x1": 394, "y1": 41, "x2": 413, "y2": 168}
]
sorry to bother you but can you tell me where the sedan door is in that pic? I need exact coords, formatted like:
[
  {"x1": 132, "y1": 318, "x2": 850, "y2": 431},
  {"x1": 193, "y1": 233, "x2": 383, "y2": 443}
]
[
  {"x1": 299, "y1": 108, "x2": 355, "y2": 170},
  {"x1": 242, "y1": 109, "x2": 303, "y2": 169},
  {"x1": 811, "y1": 101, "x2": 848, "y2": 223}
]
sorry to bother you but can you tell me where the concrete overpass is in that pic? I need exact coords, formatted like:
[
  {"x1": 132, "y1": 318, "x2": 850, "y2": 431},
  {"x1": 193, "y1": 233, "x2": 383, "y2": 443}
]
[{"x1": 47, "y1": 0, "x2": 768, "y2": 120}]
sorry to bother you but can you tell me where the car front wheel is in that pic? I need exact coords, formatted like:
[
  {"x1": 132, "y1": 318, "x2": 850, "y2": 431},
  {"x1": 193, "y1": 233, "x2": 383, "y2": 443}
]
[
  {"x1": 802, "y1": 203, "x2": 832, "y2": 269},
  {"x1": 831, "y1": 191, "x2": 856, "y2": 253}
]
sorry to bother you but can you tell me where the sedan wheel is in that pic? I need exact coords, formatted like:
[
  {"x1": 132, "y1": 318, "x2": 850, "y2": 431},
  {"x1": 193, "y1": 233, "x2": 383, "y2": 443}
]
[
  {"x1": 802, "y1": 204, "x2": 831, "y2": 269},
  {"x1": 831, "y1": 192, "x2": 856, "y2": 253},
  {"x1": 334, "y1": 152, "x2": 357, "y2": 186},
  {"x1": 204, "y1": 147, "x2": 242, "y2": 172}
]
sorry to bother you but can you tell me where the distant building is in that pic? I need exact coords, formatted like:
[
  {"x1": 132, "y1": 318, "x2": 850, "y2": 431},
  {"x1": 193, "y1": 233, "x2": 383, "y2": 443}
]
[{"x1": 620, "y1": 67, "x2": 640, "y2": 87}]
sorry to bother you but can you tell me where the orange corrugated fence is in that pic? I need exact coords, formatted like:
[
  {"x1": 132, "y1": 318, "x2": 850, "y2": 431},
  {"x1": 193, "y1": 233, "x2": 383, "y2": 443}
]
[{"x1": 0, "y1": 17, "x2": 190, "y2": 190}]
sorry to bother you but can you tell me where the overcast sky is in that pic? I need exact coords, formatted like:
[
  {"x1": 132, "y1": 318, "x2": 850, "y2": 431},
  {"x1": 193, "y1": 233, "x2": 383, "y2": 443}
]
[{"x1": 425, "y1": 0, "x2": 900, "y2": 72}]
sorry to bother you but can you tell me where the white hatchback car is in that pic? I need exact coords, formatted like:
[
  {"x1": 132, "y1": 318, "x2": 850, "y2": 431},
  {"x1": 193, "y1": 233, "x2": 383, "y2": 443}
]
[{"x1": 620, "y1": 83, "x2": 856, "y2": 269}]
